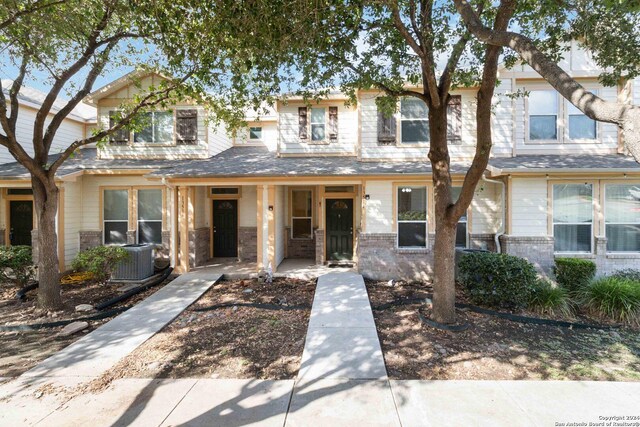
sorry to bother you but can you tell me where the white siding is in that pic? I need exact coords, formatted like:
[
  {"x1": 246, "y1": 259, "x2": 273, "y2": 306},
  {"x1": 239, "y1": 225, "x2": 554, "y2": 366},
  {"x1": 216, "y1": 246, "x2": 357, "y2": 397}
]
[
  {"x1": 275, "y1": 186, "x2": 285, "y2": 266},
  {"x1": 470, "y1": 181, "x2": 501, "y2": 234},
  {"x1": 208, "y1": 122, "x2": 233, "y2": 156},
  {"x1": 195, "y1": 186, "x2": 207, "y2": 228},
  {"x1": 491, "y1": 79, "x2": 514, "y2": 157},
  {"x1": 510, "y1": 178, "x2": 548, "y2": 236},
  {"x1": 239, "y1": 185, "x2": 257, "y2": 227},
  {"x1": 62, "y1": 179, "x2": 83, "y2": 267},
  {"x1": 359, "y1": 91, "x2": 479, "y2": 161},
  {"x1": 0, "y1": 106, "x2": 85, "y2": 164},
  {"x1": 364, "y1": 181, "x2": 393, "y2": 233},
  {"x1": 278, "y1": 103, "x2": 357, "y2": 155},
  {"x1": 234, "y1": 122, "x2": 278, "y2": 151},
  {"x1": 97, "y1": 105, "x2": 210, "y2": 160}
]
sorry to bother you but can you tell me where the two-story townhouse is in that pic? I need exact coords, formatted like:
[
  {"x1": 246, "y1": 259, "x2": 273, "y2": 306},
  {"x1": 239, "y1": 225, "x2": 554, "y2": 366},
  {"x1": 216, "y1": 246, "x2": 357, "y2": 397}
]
[{"x1": 1, "y1": 44, "x2": 639, "y2": 279}]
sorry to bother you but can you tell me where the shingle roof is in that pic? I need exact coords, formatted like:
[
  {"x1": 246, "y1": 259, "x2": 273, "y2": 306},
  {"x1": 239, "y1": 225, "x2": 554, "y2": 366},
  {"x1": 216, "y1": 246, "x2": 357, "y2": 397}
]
[
  {"x1": 489, "y1": 154, "x2": 640, "y2": 174},
  {"x1": 0, "y1": 148, "x2": 179, "y2": 179},
  {"x1": 150, "y1": 146, "x2": 471, "y2": 178},
  {"x1": 2, "y1": 80, "x2": 96, "y2": 122}
]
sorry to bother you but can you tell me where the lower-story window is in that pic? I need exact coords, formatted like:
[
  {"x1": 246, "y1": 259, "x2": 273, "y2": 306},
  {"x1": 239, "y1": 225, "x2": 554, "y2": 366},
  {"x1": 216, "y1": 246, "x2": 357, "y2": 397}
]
[
  {"x1": 291, "y1": 189, "x2": 313, "y2": 239},
  {"x1": 605, "y1": 184, "x2": 640, "y2": 252},
  {"x1": 137, "y1": 189, "x2": 163, "y2": 244},
  {"x1": 451, "y1": 187, "x2": 468, "y2": 248},
  {"x1": 397, "y1": 186, "x2": 427, "y2": 248},
  {"x1": 103, "y1": 189, "x2": 129, "y2": 245},
  {"x1": 553, "y1": 183, "x2": 593, "y2": 253}
]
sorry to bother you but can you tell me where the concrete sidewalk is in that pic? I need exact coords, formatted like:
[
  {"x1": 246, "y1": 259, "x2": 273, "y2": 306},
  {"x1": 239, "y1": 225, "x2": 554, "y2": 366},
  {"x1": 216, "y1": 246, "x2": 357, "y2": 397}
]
[
  {"x1": 23, "y1": 270, "x2": 221, "y2": 379},
  {"x1": 2, "y1": 376, "x2": 639, "y2": 426}
]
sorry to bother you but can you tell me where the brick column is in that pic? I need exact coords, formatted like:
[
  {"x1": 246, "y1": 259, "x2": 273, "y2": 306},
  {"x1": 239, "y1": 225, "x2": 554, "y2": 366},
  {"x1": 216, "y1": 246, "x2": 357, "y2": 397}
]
[{"x1": 315, "y1": 229, "x2": 325, "y2": 265}]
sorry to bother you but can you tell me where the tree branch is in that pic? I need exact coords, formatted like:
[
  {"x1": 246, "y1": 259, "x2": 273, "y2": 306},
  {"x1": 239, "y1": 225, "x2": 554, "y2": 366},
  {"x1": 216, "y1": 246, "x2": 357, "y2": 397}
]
[{"x1": 0, "y1": 0, "x2": 66, "y2": 31}]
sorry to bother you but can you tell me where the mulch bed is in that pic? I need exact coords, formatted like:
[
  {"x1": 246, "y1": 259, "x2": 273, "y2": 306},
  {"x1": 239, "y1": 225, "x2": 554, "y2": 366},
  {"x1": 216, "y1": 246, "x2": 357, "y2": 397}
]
[
  {"x1": 94, "y1": 277, "x2": 315, "y2": 384},
  {"x1": 367, "y1": 280, "x2": 640, "y2": 381},
  {"x1": 0, "y1": 277, "x2": 173, "y2": 378}
]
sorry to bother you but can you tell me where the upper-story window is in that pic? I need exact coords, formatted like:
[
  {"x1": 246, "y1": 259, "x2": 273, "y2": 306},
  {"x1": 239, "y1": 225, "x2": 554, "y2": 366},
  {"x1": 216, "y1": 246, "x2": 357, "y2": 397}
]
[
  {"x1": 134, "y1": 111, "x2": 174, "y2": 144},
  {"x1": 249, "y1": 126, "x2": 262, "y2": 141},
  {"x1": 400, "y1": 97, "x2": 429, "y2": 144},
  {"x1": 528, "y1": 90, "x2": 558, "y2": 141},
  {"x1": 298, "y1": 106, "x2": 338, "y2": 142},
  {"x1": 568, "y1": 96, "x2": 597, "y2": 140}
]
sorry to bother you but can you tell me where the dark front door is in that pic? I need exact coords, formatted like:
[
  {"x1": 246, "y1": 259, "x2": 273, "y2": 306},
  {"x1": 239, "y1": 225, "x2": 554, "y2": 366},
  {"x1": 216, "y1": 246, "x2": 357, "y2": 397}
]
[
  {"x1": 9, "y1": 200, "x2": 33, "y2": 246},
  {"x1": 326, "y1": 198, "x2": 353, "y2": 261},
  {"x1": 213, "y1": 199, "x2": 238, "y2": 257}
]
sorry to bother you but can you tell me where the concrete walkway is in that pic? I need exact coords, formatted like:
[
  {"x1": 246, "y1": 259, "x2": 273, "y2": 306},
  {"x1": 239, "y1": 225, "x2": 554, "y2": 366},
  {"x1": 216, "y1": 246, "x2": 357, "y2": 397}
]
[
  {"x1": 286, "y1": 271, "x2": 398, "y2": 426},
  {"x1": 23, "y1": 270, "x2": 221, "y2": 378}
]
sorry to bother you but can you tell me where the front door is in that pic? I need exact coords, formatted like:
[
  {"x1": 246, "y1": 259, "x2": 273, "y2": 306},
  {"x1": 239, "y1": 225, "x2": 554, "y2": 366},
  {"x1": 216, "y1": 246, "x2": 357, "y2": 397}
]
[
  {"x1": 9, "y1": 200, "x2": 33, "y2": 246},
  {"x1": 213, "y1": 199, "x2": 238, "y2": 257},
  {"x1": 326, "y1": 198, "x2": 353, "y2": 261}
]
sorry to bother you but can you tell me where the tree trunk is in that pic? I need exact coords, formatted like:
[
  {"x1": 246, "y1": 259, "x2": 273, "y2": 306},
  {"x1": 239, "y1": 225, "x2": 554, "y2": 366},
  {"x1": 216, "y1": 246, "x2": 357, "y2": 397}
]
[
  {"x1": 428, "y1": 102, "x2": 458, "y2": 324},
  {"x1": 31, "y1": 174, "x2": 62, "y2": 310}
]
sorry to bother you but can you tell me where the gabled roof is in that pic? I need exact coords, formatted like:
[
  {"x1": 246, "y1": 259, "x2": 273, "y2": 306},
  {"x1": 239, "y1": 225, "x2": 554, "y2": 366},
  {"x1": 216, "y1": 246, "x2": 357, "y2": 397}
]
[
  {"x1": 84, "y1": 70, "x2": 171, "y2": 106},
  {"x1": 1, "y1": 80, "x2": 96, "y2": 122}
]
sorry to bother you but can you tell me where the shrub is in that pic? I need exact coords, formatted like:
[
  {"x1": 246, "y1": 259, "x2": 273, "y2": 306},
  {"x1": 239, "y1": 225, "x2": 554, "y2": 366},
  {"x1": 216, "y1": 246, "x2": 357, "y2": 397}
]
[
  {"x1": 0, "y1": 245, "x2": 35, "y2": 286},
  {"x1": 578, "y1": 276, "x2": 640, "y2": 325},
  {"x1": 554, "y1": 258, "x2": 596, "y2": 292},
  {"x1": 529, "y1": 278, "x2": 573, "y2": 317},
  {"x1": 458, "y1": 252, "x2": 538, "y2": 310},
  {"x1": 611, "y1": 269, "x2": 640, "y2": 282},
  {"x1": 71, "y1": 246, "x2": 130, "y2": 282}
]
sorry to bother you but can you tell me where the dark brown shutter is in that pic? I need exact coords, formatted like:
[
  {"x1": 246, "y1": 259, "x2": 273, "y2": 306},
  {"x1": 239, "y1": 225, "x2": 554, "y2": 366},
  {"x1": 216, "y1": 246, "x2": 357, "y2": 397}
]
[
  {"x1": 176, "y1": 109, "x2": 198, "y2": 145},
  {"x1": 328, "y1": 106, "x2": 338, "y2": 140},
  {"x1": 108, "y1": 111, "x2": 129, "y2": 145},
  {"x1": 298, "y1": 107, "x2": 308, "y2": 139},
  {"x1": 447, "y1": 95, "x2": 462, "y2": 144},
  {"x1": 377, "y1": 110, "x2": 396, "y2": 145}
]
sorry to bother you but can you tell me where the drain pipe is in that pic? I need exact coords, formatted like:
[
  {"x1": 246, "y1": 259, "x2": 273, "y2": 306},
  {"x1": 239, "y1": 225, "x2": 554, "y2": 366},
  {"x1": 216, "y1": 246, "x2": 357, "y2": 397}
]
[{"x1": 481, "y1": 174, "x2": 506, "y2": 253}]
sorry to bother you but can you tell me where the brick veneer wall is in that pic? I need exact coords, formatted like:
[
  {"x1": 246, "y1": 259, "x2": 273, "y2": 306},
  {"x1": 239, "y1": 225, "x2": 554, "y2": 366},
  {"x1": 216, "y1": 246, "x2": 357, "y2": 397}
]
[
  {"x1": 79, "y1": 231, "x2": 102, "y2": 251},
  {"x1": 189, "y1": 227, "x2": 210, "y2": 268},
  {"x1": 314, "y1": 229, "x2": 325, "y2": 264},
  {"x1": 469, "y1": 233, "x2": 497, "y2": 252},
  {"x1": 357, "y1": 232, "x2": 433, "y2": 281},
  {"x1": 285, "y1": 227, "x2": 316, "y2": 259},
  {"x1": 499, "y1": 235, "x2": 555, "y2": 273},
  {"x1": 238, "y1": 226, "x2": 257, "y2": 262}
]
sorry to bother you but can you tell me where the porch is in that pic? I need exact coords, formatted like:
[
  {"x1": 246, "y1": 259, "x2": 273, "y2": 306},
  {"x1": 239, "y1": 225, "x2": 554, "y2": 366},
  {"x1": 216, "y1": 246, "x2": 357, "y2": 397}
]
[
  {"x1": 172, "y1": 182, "x2": 362, "y2": 275},
  {"x1": 191, "y1": 258, "x2": 354, "y2": 280}
]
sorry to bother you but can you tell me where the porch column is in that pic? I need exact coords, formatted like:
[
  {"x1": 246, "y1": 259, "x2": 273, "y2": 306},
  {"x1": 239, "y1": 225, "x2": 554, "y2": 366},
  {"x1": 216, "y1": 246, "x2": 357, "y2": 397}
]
[
  {"x1": 256, "y1": 184, "x2": 277, "y2": 272},
  {"x1": 177, "y1": 185, "x2": 194, "y2": 273}
]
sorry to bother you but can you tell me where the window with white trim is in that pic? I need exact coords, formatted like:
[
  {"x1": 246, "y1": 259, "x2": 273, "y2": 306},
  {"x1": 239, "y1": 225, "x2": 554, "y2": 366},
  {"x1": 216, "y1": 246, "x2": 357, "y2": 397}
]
[
  {"x1": 400, "y1": 97, "x2": 429, "y2": 144},
  {"x1": 528, "y1": 90, "x2": 558, "y2": 140},
  {"x1": 103, "y1": 189, "x2": 129, "y2": 245},
  {"x1": 451, "y1": 187, "x2": 468, "y2": 248},
  {"x1": 137, "y1": 189, "x2": 163, "y2": 245},
  {"x1": 605, "y1": 184, "x2": 640, "y2": 252},
  {"x1": 249, "y1": 126, "x2": 262, "y2": 141},
  {"x1": 568, "y1": 96, "x2": 597, "y2": 140},
  {"x1": 397, "y1": 186, "x2": 427, "y2": 248},
  {"x1": 310, "y1": 108, "x2": 326, "y2": 142},
  {"x1": 291, "y1": 190, "x2": 313, "y2": 239},
  {"x1": 553, "y1": 184, "x2": 593, "y2": 253},
  {"x1": 133, "y1": 111, "x2": 174, "y2": 144}
]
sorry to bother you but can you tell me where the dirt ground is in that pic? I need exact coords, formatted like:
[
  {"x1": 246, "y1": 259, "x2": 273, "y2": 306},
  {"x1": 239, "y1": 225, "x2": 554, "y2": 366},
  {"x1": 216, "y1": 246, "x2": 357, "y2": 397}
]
[
  {"x1": 0, "y1": 277, "x2": 172, "y2": 378},
  {"x1": 97, "y1": 277, "x2": 315, "y2": 383},
  {"x1": 367, "y1": 280, "x2": 640, "y2": 381}
]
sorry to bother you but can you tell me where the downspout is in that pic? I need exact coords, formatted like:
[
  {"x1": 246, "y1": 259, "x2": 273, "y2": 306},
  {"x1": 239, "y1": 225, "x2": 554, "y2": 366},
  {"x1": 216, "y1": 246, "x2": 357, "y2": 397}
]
[{"x1": 481, "y1": 174, "x2": 505, "y2": 253}]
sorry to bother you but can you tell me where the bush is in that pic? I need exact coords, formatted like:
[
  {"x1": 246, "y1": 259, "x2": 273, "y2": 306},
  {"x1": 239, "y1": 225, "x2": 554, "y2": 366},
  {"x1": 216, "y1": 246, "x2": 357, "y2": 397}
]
[
  {"x1": 458, "y1": 252, "x2": 538, "y2": 310},
  {"x1": 0, "y1": 245, "x2": 35, "y2": 286},
  {"x1": 71, "y1": 246, "x2": 130, "y2": 282},
  {"x1": 528, "y1": 278, "x2": 573, "y2": 317},
  {"x1": 554, "y1": 258, "x2": 596, "y2": 292},
  {"x1": 611, "y1": 269, "x2": 640, "y2": 282},
  {"x1": 578, "y1": 276, "x2": 640, "y2": 325}
]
